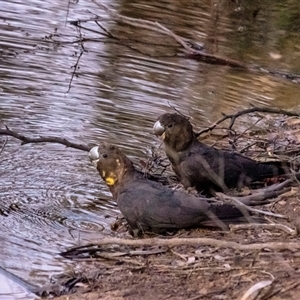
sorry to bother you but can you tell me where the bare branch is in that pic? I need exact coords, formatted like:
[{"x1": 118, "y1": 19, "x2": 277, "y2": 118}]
[
  {"x1": 0, "y1": 127, "x2": 91, "y2": 152},
  {"x1": 196, "y1": 106, "x2": 300, "y2": 137}
]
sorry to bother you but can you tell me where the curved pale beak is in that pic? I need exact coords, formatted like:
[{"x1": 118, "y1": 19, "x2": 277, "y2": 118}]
[
  {"x1": 89, "y1": 146, "x2": 100, "y2": 163},
  {"x1": 153, "y1": 120, "x2": 166, "y2": 139}
]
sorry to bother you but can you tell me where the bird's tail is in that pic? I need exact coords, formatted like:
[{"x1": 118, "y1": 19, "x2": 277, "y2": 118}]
[
  {"x1": 257, "y1": 160, "x2": 292, "y2": 180},
  {"x1": 201, "y1": 203, "x2": 258, "y2": 230}
]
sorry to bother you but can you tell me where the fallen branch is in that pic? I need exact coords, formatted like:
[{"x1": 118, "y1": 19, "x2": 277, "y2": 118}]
[
  {"x1": 0, "y1": 126, "x2": 91, "y2": 152},
  {"x1": 72, "y1": 1, "x2": 246, "y2": 68},
  {"x1": 63, "y1": 237, "x2": 300, "y2": 251},
  {"x1": 61, "y1": 244, "x2": 167, "y2": 260},
  {"x1": 196, "y1": 106, "x2": 300, "y2": 136}
]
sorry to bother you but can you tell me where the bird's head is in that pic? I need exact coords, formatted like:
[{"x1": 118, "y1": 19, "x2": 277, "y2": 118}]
[
  {"x1": 89, "y1": 143, "x2": 134, "y2": 187},
  {"x1": 153, "y1": 113, "x2": 194, "y2": 151}
]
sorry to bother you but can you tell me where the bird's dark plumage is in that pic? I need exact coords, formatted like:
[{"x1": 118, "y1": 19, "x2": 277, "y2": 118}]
[
  {"x1": 153, "y1": 113, "x2": 289, "y2": 194},
  {"x1": 89, "y1": 143, "x2": 248, "y2": 236}
]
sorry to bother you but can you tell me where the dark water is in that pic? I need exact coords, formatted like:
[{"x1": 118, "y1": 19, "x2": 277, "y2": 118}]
[{"x1": 1, "y1": 0, "x2": 300, "y2": 298}]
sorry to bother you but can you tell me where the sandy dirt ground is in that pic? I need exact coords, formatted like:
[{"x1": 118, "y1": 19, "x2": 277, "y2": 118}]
[{"x1": 51, "y1": 187, "x2": 300, "y2": 300}]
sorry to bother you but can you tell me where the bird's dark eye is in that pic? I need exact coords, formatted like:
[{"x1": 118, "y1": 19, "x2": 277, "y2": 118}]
[
  {"x1": 102, "y1": 154, "x2": 107, "y2": 158},
  {"x1": 167, "y1": 123, "x2": 173, "y2": 128}
]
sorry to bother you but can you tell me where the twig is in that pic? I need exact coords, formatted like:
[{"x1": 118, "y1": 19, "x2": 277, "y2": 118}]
[
  {"x1": 66, "y1": 0, "x2": 71, "y2": 25},
  {"x1": 95, "y1": 21, "x2": 114, "y2": 38},
  {"x1": 170, "y1": 249, "x2": 189, "y2": 261},
  {"x1": 272, "y1": 280, "x2": 300, "y2": 297},
  {"x1": 90, "y1": 1, "x2": 174, "y2": 36},
  {"x1": 155, "y1": 22, "x2": 194, "y2": 53},
  {"x1": 0, "y1": 136, "x2": 8, "y2": 155},
  {"x1": 230, "y1": 117, "x2": 263, "y2": 148},
  {"x1": 64, "y1": 237, "x2": 300, "y2": 251},
  {"x1": 229, "y1": 223, "x2": 297, "y2": 236},
  {"x1": 241, "y1": 279, "x2": 300, "y2": 300},
  {"x1": 240, "y1": 141, "x2": 259, "y2": 154},
  {"x1": 240, "y1": 280, "x2": 273, "y2": 300},
  {"x1": 196, "y1": 106, "x2": 300, "y2": 137},
  {"x1": 70, "y1": 22, "x2": 109, "y2": 37},
  {"x1": 67, "y1": 50, "x2": 84, "y2": 93},
  {"x1": 0, "y1": 126, "x2": 91, "y2": 152},
  {"x1": 67, "y1": 19, "x2": 87, "y2": 93},
  {"x1": 167, "y1": 101, "x2": 189, "y2": 118},
  {"x1": 70, "y1": 255, "x2": 146, "y2": 266}
]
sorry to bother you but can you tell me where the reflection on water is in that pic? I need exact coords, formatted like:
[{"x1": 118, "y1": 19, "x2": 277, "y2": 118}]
[
  {"x1": 0, "y1": 270, "x2": 36, "y2": 300},
  {"x1": 0, "y1": 0, "x2": 300, "y2": 297}
]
